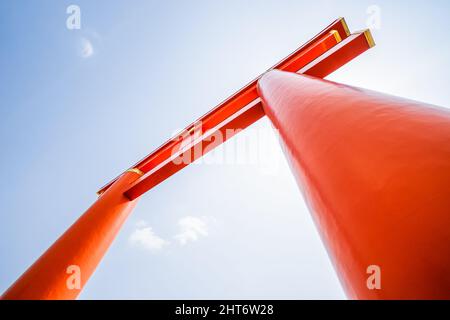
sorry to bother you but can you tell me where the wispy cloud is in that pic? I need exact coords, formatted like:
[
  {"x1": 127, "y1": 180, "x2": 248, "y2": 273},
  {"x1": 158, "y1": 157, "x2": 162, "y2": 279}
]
[
  {"x1": 174, "y1": 216, "x2": 209, "y2": 246},
  {"x1": 79, "y1": 37, "x2": 94, "y2": 58},
  {"x1": 129, "y1": 221, "x2": 168, "y2": 252}
]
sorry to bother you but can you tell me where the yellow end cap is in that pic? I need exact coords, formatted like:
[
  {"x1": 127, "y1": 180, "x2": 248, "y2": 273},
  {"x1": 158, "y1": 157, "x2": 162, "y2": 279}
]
[{"x1": 363, "y1": 29, "x2": 376, "y2": 48}]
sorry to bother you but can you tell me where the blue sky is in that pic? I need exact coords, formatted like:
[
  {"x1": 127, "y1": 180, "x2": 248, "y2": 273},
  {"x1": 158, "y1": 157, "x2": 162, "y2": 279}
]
[{"x1": 1, "y1": 0, "x2": 449, "y2": 299}]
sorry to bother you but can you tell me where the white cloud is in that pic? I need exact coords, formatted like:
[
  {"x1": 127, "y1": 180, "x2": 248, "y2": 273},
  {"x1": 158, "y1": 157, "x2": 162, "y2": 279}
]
[
  {"x1": 129, "y1": 221, "x2": 168, "y2": 252},
  {"x1": 135, "y1": 220, "x2": 148, "y2": 228},
  {"x1": 79, "y1": 37, "x2": 94, "y2": 58},
  {"x1": 174, "y1": 216, "x2": 209, "y2": 246}
]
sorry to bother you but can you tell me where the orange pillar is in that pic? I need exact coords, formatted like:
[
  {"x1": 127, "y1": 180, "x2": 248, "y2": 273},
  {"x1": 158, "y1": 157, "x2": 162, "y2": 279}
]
[
  {"x1": 1, "y1": 169, "x2": 142, "y2": 300},
  {"x1": 258, "y1": 70, "x2": 450, "y2": 299}
]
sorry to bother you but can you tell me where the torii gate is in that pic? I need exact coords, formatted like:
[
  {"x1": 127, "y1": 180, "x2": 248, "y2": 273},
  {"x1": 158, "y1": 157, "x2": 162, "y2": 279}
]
[{"x1": 3, "y1": 18, "x2": 450, "y2": 300}]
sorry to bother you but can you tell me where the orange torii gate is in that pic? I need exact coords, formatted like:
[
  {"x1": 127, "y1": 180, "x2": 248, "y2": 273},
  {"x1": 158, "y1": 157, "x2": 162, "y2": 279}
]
[{"x1": 2, "y1": 17, "x2": 450, "y2": 300}]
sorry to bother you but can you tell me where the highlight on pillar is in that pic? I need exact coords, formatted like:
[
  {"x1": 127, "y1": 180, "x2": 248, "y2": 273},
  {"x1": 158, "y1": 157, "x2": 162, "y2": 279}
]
[{"x1": 1, "y1": 7, "x2": 450, "y2": 302}]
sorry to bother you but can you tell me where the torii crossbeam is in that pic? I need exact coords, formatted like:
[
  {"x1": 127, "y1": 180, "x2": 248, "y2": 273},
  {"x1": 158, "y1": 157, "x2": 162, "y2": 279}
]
[{"x1": 2, "y1": 18, "x2": 376, "y2": 300}]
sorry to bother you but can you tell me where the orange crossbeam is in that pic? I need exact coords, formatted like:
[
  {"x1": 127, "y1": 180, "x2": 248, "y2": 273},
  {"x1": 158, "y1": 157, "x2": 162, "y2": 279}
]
[
  {"x1": 123, "y1": 29, "x2": 375, "y2": 200},
  {"x1": 97, "y1": 18, "x2": 351, "y2": 196}
]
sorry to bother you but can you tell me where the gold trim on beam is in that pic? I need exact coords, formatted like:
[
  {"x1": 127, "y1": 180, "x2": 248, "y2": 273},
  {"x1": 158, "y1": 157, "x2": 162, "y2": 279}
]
[
  {"x1": 329, "y1": 30, "x2": 342, "y2": 43},
  {"x1": 126, "y1": 168, "x2": 145, "y2": 176},
  {"x1": 339, "y1": 17, "x2": 351, "y2": 36}
]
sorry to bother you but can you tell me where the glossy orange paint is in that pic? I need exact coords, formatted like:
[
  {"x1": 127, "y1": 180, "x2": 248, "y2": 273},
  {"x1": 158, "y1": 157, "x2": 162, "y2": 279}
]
[
  {"x1": 125, "y1": 101, "x2": 266, "y2": 200},
  {"x1": 258, "y1": 70, "x2": 450, "y2": 299},
  {"x1": 301, "y1": 30, "x2": 375, "y2": 78},
  {"x1": 1, "y1": 170, "x2": 141, "y2": 300},
  {"x1": 124, "y1": 30, "x2": 375, "y2": 200},
  {"x1": 97, "y1": 18, "x2": 351, "y2": 196}
]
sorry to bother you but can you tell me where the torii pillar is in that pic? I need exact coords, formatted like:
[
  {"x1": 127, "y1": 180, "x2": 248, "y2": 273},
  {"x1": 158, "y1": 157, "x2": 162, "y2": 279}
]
[
  {"x1": 1, "y1": 170, "x2": 143, "y2": 300},
  {"x1": 258, "y1": 70, "x2": 450, "y2": 299}
]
